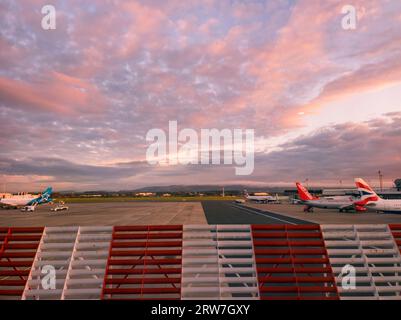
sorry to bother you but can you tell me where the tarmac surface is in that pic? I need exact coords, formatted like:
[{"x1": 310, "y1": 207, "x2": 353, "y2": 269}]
[
  {"x1": 1, "y1": 200, "x2": 401, "y2": 227},
  {"x1": 245, "y1": 203, "x2": 401, "y2": 225},
  {"x1": 202, "y1": 201, "x2": 312, "y2": 225},
  {"x1": 0, "y1": 201, "x2": 206, "y2": 227}
]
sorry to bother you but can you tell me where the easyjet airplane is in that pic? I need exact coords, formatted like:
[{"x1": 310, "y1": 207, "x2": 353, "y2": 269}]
[
  {"x1": 354, "y1": 178, "x2": 401, "y2": 213},
  {"x1": 295, "y1": 182, "x2": 364, "y2": 212}
]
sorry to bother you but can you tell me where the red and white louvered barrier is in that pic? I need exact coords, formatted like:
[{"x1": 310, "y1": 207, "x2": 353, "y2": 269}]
[
  {"x1": 252, "y1": 225, "x2": 338, "y2": 300},
  {"x1": 0, "y1": 227, "x2": 43, "y2": 299},
  {"x1": 1, "y1": 224, "x2": 401, "y2": 300},
  {"x1": 102, "y1": 226, "x2": 183, "y2": 300},
  {"x1": 322, "y1": 224, "x2": 401, "y2": 300},
  {"x1": 181, "y1": 225, "x2": 259, "y2": 300}
]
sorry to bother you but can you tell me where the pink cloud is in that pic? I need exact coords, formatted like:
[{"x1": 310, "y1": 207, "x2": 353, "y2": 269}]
[
  {"x1": 215, "y1": 0, "x2": 401, "y2": 134},
  {"x1": 117, "y1": 2, "x2": 168, "y2": 57},
  {"x1": 306, "y1": 58, "x2": 401, "y2": 111},
  {"x1": 199, "y1": 18, "x2": 219, "y2": 35},
  {"x1": 0, "y1": 72, "x2": 107, "y2": 115},
  {"x1": 1, "y1": 0, "x2": 401, "y2": 189}
]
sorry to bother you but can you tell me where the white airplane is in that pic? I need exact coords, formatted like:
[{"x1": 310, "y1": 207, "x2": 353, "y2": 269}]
[
  {"x1": 0, "y1": 187, "x2": 53, "y2": 211},
  {"x1": 244, "y1": 190, "x2": 279, "y2": 203},
  {"x1": 354, "y1": 178, "x2": 401, "y2": 213},
  {"x1": 295, "y1": 182, "x2": 364, "y2": 212}
]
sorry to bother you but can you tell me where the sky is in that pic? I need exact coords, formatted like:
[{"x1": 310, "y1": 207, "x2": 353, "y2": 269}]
[{"x1": 0, "y1": 0, "x2": 401, "y2": 192}]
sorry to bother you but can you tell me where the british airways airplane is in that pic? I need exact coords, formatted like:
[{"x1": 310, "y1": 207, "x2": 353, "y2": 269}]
[{"x1": 354, "y1": 178, "x2": 401, "y2": 213}]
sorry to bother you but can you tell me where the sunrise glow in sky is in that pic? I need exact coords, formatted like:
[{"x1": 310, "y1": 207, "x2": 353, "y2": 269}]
[{"x1": 1, "y1": 0, "x2": 401, "y2": 191}]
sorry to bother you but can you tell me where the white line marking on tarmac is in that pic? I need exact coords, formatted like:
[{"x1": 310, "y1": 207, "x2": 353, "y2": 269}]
[{"x1": 230, "y1": 204, "x2": 298, "y2": 225}]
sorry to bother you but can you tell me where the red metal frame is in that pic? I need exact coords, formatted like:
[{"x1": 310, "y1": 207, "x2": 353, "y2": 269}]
[
  {"x1": 0, "y1": 227, "x2": 44, "y2": 299},
  {"x1": 252, "y1": 225, "x2": 339, "y2": 300},
  {"x1": 389, "y1": 224, "x2": 401, "y2": 254},
  {"x1": 101, "y1": 225, "x2": 183, "y2": 300}
]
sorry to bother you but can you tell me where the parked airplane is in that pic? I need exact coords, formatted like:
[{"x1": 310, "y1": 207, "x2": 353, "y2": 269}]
[
  {"x1": 0, "y1": 187, "x2": 53, "y2": 211},
  {"x1": 244, "y1": 190, "x2": 279, "y2": 203},
  {"x1": 354, "y1": 178, "x2": 401, "y2": 213},
  {"x1": 295, "y1": 182, "x2": 363, "y2": 212}
]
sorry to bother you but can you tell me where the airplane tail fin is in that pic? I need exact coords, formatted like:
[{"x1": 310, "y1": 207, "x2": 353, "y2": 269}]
[
  {"x1": 354, "y1": 178, "x2": 379, "y2": 205},
  {"x1": 40, "y1": 186, "x2": 53, "y2": 203},
  {"x1": 28, "y1": 187, "x2": 53, "y2": 205},
  {"x1": 296, "y1": 182, "x2": 318, "y2": 201},
  {"x1": 354, "y1": 178, "x2": 377, "y2": 195},
  {"x1": 42, "y1": 187, "x2": 53, "y2": 197},
  {"x1": 243, "y1": 189, "x2": 249, "y2": 197}
]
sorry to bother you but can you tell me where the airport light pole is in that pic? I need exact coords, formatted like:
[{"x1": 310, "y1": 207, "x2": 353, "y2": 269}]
[{"x1": 378, "y1": 170, "x2": 384, "y2": 192}]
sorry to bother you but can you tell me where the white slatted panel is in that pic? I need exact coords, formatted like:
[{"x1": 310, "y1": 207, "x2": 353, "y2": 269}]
[
  {"x1": 181, "y1": 225, "x2": 220, "y2": 299},
  {"x1": 181, "y1": 225, "x2": 259, "y2": 300},
  {"x1": 21, "y1": 227, "x2": 78, "y2": 300},
  {"x1": 322, "y1": 224, "x2": 401, "y2": 300},
  {"x1": 216, "y1": 225, "x2": 259, "y2": 300},
  {"x1": 360, "y1": 225, "x2": 401, "y2": 299},
  {"x1": 61, "y1": 226, "x2": 112, "y2": 300}
]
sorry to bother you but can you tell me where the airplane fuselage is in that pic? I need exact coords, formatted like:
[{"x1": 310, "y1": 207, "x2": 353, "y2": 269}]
[
  {"x1": 246, "y1": 195, "x2": 276, "y2": 203},
  {"x1": 0, "y1": 197, "x2": 37, "y2": 207},
  {"x1": 364, "y1": 199, "x2": 401, "y2": 213},
  {"x1": 302, "y1": 197, "x2": 355, "y2": 210}
]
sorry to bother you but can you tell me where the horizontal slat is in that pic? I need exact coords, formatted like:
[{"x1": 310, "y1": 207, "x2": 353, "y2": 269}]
[
  {"x1": 106, "y1": 278, "x2": 180, "y2": 285},
  {"x1": 337, "y1": 286, "x2": 376, "y2": 293},
  {"x1": 0, "y1": 289, "x2": 24, "y2": 296},
  {"x1": 63, "y1": 288, "x2": 102, "y2": 296},
  {"x1": 220, "y1": 287, "x2": 259, "y2": 294},
  {"x1": 110, "y1": 249, "x2": 181, "y2": 256},
  {"x1": 108, "y1": 268, "x2": 181, "y2": 275},
  {"x1": 181, "y1": 287, "x2": 219, "y2": 294},
  {"x1": 103, "y1": 287, "x2": 180, "y2": 294},
  {"x1": 23, "y1": 289, "x2": 63, "y2": 297}
]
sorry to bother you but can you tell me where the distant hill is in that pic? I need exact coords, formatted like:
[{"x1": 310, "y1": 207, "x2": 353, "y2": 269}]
[
  {"x1": 57, "y1": 184, "x2": 296, "y2": 196},
  {"x1": 129, "y1": 185, "x2": 289, "y2": 193}
]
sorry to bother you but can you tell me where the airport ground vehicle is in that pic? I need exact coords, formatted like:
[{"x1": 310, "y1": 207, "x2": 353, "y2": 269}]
[
  {"x1": 51, "y1": 202, "x2": 69, "y2": 212},
  {"x1": 20, "y1": 205, "x2": 36, "y2": 212}
]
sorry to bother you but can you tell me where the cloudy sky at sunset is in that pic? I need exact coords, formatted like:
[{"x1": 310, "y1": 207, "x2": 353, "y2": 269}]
[{"x1": 1, "y1": 0, "x2": 401, "y2": 192}]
